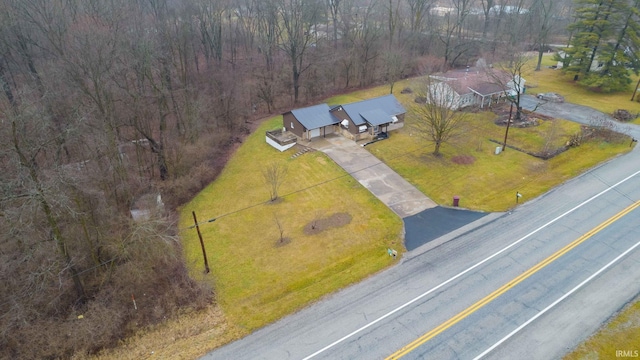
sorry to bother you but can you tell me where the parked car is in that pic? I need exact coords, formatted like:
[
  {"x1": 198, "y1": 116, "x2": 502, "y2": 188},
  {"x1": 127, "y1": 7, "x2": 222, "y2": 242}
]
[
  {"x1": 536, "y1": 92, "x2": 564, "y2": 103},
  {"x1": 375, "y1": 132, "x2": 389, "y2": 140}
]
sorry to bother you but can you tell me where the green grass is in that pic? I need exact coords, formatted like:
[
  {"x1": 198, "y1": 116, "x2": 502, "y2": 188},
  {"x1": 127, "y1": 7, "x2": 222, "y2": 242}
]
[
  {"x1": 93, "y1": 54, "x2": 638, "y2": 360},
  {"x1": 326, "y1": 79, "x2": 417, "y2": 106},
  {"x1": 175, "y1": 63, "x2": 633, "y2": 354},
  {"x1": 524, "y1": 55, "x2": 640, "y2": 122},
  {"x1": 564, "y1": 299, "x2": 640, "y2": 359},
  {"x1": 356, "y1": 58, "x2": 635, "y2": 212},
  {"x1": 366, "y1": 98, "x2": 632, "y2": 212},
  {"x1": 179, "y1": 117, "x2": 403, "y2": 331}
]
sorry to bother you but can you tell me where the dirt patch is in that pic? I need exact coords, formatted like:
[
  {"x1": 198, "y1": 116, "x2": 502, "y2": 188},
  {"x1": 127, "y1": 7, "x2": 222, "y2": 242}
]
[
  {"x1": 492, "y1": 103, "x2": 551, "y2": 128},
  {"x1": 451, "y1": 155, "x2": 476, "y2": 165},
  {"x1": 304, "y1": 212, "x2": 352, "y2": 235},
  {"x1": 494, "y1": 114, "x2": 541, "y2": 128}
]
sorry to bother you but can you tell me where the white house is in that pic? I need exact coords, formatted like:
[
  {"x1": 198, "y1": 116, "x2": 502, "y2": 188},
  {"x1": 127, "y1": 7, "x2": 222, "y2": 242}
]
[
  {"x1": 428, "y1": 67, "x2": 526, "y2": 109},
  {"x1": 555, "y1": 51, "x2": 605, "y2": 71}
]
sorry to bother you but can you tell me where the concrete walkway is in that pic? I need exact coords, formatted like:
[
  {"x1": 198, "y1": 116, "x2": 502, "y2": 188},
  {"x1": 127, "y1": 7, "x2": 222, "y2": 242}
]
[{"x1": 308, "y1": 135, "x2": 436, "y2": 218}]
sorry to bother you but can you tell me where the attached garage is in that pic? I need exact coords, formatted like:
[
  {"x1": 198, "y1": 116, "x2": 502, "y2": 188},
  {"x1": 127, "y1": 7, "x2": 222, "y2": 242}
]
[
  {"x1": 309, "y1": 128, "x2": 321, "y2": 138},
  {"x1": 277, "y1": 94, "x2": 406, "y2": 145},
  {"x1": 283, "y1": 103, "x2": 339, "y2": 140}
]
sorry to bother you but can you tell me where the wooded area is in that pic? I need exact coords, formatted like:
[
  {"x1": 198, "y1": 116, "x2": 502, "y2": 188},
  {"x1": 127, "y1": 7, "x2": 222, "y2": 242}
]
[{"x1": 0, "y1": 0, "x2": 633, "y2": 358}]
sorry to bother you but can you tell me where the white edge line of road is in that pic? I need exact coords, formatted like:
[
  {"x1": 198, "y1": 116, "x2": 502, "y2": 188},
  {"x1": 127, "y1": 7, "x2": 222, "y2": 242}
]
[
  {"x1": 473, "y1": 237, "x2": 640, "y2": 360},
  {"x1": 302, "y1": 169, "x2": 640, "y2": 360}
]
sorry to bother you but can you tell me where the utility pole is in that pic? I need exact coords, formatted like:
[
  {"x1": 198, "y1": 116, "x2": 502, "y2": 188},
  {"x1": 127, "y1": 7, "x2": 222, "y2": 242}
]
[
  {"x1": 192, "y1": 211, "x2": 210, "y2": 274},
  {"x1": 632, "y1": 78, "x2": 640, "y2": 102},
  {"x1": 503, "y1": 102, "x2": 514, "y2": 151}
]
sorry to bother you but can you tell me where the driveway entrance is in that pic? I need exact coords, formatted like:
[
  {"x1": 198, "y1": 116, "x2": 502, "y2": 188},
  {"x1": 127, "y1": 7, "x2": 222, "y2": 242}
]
[{"x1": 309, "y1": 135, "x2": 436, "y2": 218}]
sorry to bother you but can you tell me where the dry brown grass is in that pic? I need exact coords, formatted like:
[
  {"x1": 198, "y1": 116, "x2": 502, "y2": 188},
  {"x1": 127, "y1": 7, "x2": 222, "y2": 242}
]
[
  {"x1": 564, "y1": 297, "x2": 640, "y2": 359},
  {"x1": 85, "y1": 305, "x2": 245, "y2": 360}
]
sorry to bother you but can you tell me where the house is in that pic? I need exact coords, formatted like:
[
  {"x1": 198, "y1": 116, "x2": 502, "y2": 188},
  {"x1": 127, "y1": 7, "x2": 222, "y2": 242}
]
[
  {"x1": 267, "y1": 95, "x2": 407, "y2": 151},
  {"x1": 330, "y1": 94, "x2": 406, "y2": 141},
  {"x1": 283, "y1": 103, "x2": 340, "y2": 141},
  {"x1": 429, "y1": 68, "x2": 526, "y2": 109},
  {"x1": 555, "y1": 51, "x2": 605, "y2": 72}
]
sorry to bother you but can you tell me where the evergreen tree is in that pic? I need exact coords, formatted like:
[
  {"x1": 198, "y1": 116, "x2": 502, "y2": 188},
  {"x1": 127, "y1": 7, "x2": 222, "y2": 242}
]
[
  {"x1": 565, "y1": 0, "x2": 615, "y2": 77},
  {"x1": 564, "y1": 0, "x2": 640, "y2": 92}
]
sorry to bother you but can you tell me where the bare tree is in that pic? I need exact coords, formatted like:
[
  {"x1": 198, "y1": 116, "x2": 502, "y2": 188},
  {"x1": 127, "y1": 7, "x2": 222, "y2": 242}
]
[
  {"x1": 277, "y1": 0, "x2": 321, "y2": 103},
  {"x1": 0, "y1": 0, "x2": 598, "y2": 357},
  {"x1": 529, "y1": 0, "x2": 558, "y2": 71},
  {"x1": 486, "y1": 51, "x2": 532, "y2": 150},
  {"x1": 327, "y1": 0, "x2": 342, "y2": 48},
  {"x1": 480, "y1": 0, "x2": 495, "y2": 37},
  {"x1": 386, "y1": 0, "x2": 402, "y2": 48},
  {"x1": 262, "y1": 161, "x2": 288, "y2": 201},
  {"x1": 438, "y1": 0, "x2": 474, "y2": 68},
  {"x1": 383, "y1": 49, "x2": 408, "y2": 94},
  {"x1": 410, "y1": 78, "x2": 467, "y2": 156},
  {"x1": 347, "y1": 1, "x2": 383, "y2": 87},
  {"x1": 2, "y1": 94, "x2": 87, "y2": 303},
  {"x1": 274, "y1": 213, "x2": 287, "y2": 244},
  {"x1": 254, "y1": 0, "x2": 282, "y2": 112},
  {"x1": 406, "y1": 0, "x2": 433, "y2": 33}
]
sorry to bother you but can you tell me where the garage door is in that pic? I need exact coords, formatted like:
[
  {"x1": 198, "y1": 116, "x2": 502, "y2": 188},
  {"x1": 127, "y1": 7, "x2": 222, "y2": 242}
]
[{"x1": 309, "y1": 128, "x2": 321, "y2": 138}]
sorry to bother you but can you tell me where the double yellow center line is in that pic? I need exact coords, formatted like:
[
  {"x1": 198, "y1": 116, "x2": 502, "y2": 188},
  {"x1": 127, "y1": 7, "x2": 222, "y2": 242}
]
[{"x1": 387, "y1": 200, "x2": 640, "y2": 359}]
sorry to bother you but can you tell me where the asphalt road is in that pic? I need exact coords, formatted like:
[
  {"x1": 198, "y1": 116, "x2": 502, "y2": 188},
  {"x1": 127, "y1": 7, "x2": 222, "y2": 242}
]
[{"x1": 204, "y1": 103, "x2": 640, "y2": 360}]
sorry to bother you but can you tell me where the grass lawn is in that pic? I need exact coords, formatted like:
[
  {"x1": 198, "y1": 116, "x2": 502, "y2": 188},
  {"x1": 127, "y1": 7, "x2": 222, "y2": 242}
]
[
  {"x1": 92, "y1": 61, "x2": 636, "y2": 360},
  {"x1": 564, "y1": 297, "x2": 640, "y2": 359},
  {"x1": 362, "y1": 59, "x2": 637, "y2": 212},
  {"x1": 365, "y1": 88, "x2": 632, "y2": 212},
  {"x1": 326, "y1": 84, "x2": 397, "y2": 106},
  {"x1": 523, "y1": 54, "x2": 640, "y2": 123},
  {"x1": 178, "y1": 117, "x2": 403, "y2": 332}
]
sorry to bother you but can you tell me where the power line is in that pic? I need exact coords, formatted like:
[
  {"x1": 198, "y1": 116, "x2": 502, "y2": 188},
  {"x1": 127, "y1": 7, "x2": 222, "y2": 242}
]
[
  {"x1": 184, "y1": 102, "x2": 577, "y2": 228},
  {"x1": 181, "y1": 142, "x2": 429, "y2": 230}
]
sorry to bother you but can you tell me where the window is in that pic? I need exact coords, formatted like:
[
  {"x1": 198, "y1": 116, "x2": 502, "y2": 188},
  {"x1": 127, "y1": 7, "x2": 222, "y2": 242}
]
[{"x1": 291, "y1": 122, "x2": 294, "y2": 129}]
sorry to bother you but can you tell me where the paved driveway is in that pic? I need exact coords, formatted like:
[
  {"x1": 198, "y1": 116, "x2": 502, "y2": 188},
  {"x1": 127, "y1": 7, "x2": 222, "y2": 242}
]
[
  {"x1": 521, "y1": 95, "x2": 640, "y2": 139},
  {"x1": 404, "y1": 207, "x2": 495, "y2": 251},
  {"x1": 309, "y1": 135, "x2": 436, "y2": 218}
]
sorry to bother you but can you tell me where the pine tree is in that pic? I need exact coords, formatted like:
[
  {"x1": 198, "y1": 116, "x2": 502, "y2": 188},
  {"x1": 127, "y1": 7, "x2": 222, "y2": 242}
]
[
  {"x1": 564, "y1": 0, "x2": 640, "y2": 92},
  {"x1": 565, "y1": 0, "x2": 615, "y2": 77}
]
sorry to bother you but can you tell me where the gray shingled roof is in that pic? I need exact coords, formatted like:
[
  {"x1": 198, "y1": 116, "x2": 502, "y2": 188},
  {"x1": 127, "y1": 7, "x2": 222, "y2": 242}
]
[
  {"x1": 341, "y1": 94, "x2": 406, "y2": 125},
  {"x1": 290, "y1": 103, "x2": 338, "y2": 130},
  {"x1": 360, "y1": 109, "x2": 392, "y2": 126}
]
